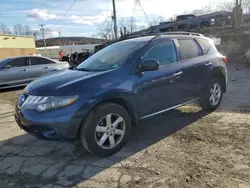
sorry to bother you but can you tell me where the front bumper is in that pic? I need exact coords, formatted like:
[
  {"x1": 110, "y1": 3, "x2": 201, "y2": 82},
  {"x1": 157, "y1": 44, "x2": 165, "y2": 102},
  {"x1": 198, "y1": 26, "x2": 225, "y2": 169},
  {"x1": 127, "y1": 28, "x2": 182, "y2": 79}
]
[{"x1": 14, "y1": 102, "x2": 87, "y2": 140}]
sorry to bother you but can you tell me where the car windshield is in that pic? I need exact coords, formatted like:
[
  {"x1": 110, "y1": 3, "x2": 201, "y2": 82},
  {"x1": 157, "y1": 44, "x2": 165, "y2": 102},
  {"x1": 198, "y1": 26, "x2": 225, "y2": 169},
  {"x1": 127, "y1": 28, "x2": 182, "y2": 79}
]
[{"x1": 77, "y1": 41, "x2": 146, "y2": 71}]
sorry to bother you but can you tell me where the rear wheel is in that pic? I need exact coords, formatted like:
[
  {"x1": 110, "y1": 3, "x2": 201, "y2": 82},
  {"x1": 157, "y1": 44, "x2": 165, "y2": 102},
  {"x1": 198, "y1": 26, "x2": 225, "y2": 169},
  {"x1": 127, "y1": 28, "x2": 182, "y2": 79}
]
[
  {"x1": 79, "y1": 103, "x2": 131, "y2": 157},
  {"x1": 199, "y1": 78, "x2": 223, "y2": 111},
  {"x1": 244, "y1": 58, "x2": 249, "y2": 64},
  {"x1": 201, "y1": 22, "x2": 210, "y2": 29}
]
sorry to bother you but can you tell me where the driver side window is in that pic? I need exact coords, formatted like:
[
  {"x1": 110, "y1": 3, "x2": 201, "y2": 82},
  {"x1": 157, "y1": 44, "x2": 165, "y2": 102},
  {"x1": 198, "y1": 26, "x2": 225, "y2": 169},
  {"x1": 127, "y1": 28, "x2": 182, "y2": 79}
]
[{"x1": 143, "y1": 40, "x2": 178, "y2": 66}]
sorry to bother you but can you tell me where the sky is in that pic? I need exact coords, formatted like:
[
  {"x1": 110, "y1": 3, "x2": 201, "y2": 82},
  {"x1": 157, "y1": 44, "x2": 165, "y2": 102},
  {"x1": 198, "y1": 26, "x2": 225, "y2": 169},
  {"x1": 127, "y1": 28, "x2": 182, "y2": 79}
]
[{"x1": 0, "y1": 0, "x2": 226, "y2": 38}]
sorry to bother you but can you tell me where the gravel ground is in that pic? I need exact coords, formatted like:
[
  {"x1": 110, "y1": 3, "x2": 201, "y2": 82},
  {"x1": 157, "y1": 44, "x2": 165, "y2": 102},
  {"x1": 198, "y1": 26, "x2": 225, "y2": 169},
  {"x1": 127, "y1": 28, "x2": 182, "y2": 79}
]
[{"x1": 0, "y1": 62, "x2": 250, "y2": 188}]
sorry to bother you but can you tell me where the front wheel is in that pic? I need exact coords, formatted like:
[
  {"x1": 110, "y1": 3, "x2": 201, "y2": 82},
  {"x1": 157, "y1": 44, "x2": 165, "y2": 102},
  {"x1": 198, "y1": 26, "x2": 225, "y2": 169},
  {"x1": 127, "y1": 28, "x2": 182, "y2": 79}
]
[
  {"x1": 199, "y1": 79, "x2": 223, "y2": 111},
  {"x1": 79, "y1": 103, "x2": 131, "y2": 157}
]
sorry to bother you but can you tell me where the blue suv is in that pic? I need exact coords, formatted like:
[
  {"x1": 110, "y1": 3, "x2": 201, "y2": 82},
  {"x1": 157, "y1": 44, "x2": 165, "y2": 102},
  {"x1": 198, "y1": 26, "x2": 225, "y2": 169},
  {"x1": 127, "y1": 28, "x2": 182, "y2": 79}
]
[{"x1": 15, "y1": 33, "x2": 227, "y2": 156}]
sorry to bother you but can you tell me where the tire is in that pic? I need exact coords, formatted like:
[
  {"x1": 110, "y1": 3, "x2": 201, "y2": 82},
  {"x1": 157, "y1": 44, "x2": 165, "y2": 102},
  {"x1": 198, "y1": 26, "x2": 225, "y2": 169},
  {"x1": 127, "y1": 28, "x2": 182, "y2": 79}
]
[
  {"x1": 244, "y1": 58, "x2": 249, "y2": 64},
  {"x1": 200, "y1": 23, "x2": 210, "y2": 29},
  {"x1": 79, "y1": 103, "x2": 131, "y2": 157},
  {"x1": 199, "y1": 78, "x2": 223, "y2": 111}
]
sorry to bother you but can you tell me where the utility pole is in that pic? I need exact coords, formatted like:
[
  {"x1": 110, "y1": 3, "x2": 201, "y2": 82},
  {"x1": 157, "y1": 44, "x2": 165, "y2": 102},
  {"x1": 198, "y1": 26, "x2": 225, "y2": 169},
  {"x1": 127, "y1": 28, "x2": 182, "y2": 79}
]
[
  {"x1": 38, "y1": 24, "x2": 46, "y2": 49},
  {"x1": 232, "y1": 0, "x2": 243, "y2": 31},
  {"x1": 112, "y1": 0, "x2": 118, "y2": 40},
  {"x1": 58, "y1": 31, "x2": 61, "y2": 47}
]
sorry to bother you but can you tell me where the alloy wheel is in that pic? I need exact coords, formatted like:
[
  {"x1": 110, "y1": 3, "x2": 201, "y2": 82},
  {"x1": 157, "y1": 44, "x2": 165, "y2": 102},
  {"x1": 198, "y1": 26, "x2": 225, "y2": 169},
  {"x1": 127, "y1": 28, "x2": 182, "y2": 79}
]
[
  {"x1": 209, "y1": 83, "x2": 221, "y2": 106},
  {"x1": 95, "y1": 113, "x2": 125, "y2": 149}
]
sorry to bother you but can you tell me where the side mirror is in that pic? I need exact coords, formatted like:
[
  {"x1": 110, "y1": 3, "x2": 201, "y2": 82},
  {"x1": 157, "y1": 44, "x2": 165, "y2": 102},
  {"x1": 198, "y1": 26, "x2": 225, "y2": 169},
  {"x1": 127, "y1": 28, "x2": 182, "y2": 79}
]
[
  {"x1": 136, "y1": 59, "x2": 159, "y2": 73},
  {"x1": 3, "y1": 64, "x2": 11, "y2": 69}
]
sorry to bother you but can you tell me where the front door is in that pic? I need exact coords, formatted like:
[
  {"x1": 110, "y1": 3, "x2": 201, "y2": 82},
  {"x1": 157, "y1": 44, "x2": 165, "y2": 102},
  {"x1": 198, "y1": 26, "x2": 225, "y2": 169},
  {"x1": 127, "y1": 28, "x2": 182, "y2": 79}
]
[
  {"x1": 0, "y1": 57, "x2": 30, "y2": 87},
  {"x1": 135, "y1": 40, "x2": 186, "y2": 118}
]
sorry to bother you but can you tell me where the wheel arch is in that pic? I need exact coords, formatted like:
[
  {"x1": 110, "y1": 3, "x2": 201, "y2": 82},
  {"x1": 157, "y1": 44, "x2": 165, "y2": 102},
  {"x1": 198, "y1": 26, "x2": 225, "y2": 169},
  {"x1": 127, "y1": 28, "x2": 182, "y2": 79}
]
[
  {"x1": 200, "y1": 21, "x2": 211, "y2": 28},
  {"x1": 211, "y1": 68, "x2": 227, "y2": 93},
  {"x1": 77, "y1": 97, "x2": 138, "y2": 138}
]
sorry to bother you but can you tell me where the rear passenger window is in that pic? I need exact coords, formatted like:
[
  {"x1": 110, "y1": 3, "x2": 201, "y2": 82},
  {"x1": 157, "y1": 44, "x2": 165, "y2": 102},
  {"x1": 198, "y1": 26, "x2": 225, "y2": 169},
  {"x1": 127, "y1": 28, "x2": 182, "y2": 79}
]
[
  {"x1": 30, "y1": 57, "x2": 53, "y2": 65},
  {"x1": 196, "y1": 38, "x2": 210, "y2": 54},
  {"x1": 41, "y1": 58, "x2": 54, "y2": 64},
  {"x1": 30, "y1": 57, "x2": 44, "y2": 66},
  {"x1": 178, "y1": 39, "x2": 202, "y2": 60},
  {"x1": 143, "y1": 40, "x2": 178, "y2": 66}
]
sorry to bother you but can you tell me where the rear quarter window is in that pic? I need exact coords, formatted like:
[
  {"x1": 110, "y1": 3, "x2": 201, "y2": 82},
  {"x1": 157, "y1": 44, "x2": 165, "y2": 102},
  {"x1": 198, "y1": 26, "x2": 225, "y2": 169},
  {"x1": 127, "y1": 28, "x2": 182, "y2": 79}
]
[
  {"x1": 178, "y1": 39, "x2": 202, "y2": 60},
  {"x1": 196, "y1": 38, "x2": 218, "y2": 55}
]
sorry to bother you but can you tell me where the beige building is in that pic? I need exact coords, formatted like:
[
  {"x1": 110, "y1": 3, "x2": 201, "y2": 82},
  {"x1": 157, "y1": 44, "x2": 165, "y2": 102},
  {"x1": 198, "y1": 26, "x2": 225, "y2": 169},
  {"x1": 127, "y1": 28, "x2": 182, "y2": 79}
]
[{"x1": 0, "y1": 34, "x2": 36, "y2": 60}]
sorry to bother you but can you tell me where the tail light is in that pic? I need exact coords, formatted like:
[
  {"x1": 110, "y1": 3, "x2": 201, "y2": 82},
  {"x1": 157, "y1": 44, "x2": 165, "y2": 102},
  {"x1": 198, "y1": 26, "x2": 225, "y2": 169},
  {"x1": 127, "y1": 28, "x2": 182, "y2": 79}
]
[{"x1": 222, "y1": 56, "x2": 227, "y2": 64}]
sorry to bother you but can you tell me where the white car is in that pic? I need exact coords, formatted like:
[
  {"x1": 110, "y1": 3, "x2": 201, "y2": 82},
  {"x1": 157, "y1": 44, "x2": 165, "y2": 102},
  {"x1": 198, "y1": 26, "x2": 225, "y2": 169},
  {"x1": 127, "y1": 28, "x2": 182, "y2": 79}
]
[
  {"x1": 244, "y1": 49, "x2": 250, "y2": 64},
  {"x1": 0, "y1": 56, "x2": 69, "y2": 89}
]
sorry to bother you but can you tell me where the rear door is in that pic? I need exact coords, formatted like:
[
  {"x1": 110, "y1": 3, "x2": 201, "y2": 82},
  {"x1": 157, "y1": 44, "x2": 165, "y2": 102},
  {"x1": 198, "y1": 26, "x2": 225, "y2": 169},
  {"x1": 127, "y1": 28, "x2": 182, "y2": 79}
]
[
  {"x1": 0, "y1": 57, "x2": 30, "y2": 87},
  {"x1": 29, "y1": 57, "x2": 57, "y2": 79},
  {"x1": 177, "y1": 38, "x2": 203, "y2": 100},
  {"x1": 195, "y1": 38, "x2": 220, "y2": 91}
]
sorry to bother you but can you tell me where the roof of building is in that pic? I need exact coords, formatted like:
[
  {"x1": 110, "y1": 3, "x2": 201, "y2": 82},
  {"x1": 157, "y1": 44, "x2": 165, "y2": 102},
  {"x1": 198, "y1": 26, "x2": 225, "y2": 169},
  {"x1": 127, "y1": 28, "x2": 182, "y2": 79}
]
[{"x1": 0, "y1": 34, "x2": 35, "y2": 39}]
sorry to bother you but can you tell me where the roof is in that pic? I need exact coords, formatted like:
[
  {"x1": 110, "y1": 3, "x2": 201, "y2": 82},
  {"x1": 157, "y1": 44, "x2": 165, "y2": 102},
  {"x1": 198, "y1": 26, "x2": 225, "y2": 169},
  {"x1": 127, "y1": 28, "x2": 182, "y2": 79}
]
[
  {"x1": 0, "y1": 34, "x2": 35, "y2": 39},
  {"x1": 3, "y1": 55, "x2": 59, "y2": 63},
  {"x1": 122, "y1": 36, "x2": 155, "y2": 42},
  {"x1": 122, "y1": 32, "x2": 206, "y2": 43}
]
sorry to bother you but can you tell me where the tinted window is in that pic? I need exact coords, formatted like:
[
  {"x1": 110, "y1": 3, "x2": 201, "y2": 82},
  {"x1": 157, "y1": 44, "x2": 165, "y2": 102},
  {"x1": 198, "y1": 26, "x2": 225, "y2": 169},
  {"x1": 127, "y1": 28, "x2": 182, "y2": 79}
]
[
  {"x1": 8, "y1": 58, "x2": 27, "y2": 67},
  {"x1": 41, "y1": 58, "x2": 54, "y2": 64},
  {"x1": 196, "y1": 38, "x2": 210, "y2": 54},
  {"x1": 143, "y1": 41, "x2": 178, "y2": 66},
  {"x1": 30, "y1": 57, "x2": 53, "y2": 65},
  {"x1": 178, "y1": 39, "x2": 202, "y2": 60}
]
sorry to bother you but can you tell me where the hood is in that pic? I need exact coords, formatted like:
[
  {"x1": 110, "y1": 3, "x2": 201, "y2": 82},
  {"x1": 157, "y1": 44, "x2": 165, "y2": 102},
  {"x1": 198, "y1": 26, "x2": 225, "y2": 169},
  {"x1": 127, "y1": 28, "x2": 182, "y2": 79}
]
[{"x1": 25, "y1": 68, "x2": 110, "y2": 96}]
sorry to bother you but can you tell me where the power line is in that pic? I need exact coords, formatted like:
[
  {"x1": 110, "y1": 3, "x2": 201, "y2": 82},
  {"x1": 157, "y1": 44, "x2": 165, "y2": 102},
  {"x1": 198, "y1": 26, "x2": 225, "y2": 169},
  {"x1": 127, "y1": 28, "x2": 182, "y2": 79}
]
[
  {"x1": 137, "y1": 0, "x2": 151, "y2": 26},
  {"x1": 52, "y1": 0, "x2": 77, "y2": 29},
  {"x1": 106, "y1": 0, "x2": 109, "y2": 15}
]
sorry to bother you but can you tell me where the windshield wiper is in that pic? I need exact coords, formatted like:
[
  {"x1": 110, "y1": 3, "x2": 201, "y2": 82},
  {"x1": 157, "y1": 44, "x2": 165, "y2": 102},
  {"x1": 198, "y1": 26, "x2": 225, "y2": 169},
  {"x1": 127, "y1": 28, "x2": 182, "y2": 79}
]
[{"x1": 76, "y1": 67, "x2": 92, "y2": 72}]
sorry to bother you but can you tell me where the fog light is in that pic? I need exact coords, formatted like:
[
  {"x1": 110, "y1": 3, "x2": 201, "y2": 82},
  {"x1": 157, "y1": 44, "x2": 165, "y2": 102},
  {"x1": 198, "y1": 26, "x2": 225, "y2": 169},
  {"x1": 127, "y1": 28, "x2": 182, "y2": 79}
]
[{"x1": 41, "y1": 127, "x2": 59, "y2": 139}]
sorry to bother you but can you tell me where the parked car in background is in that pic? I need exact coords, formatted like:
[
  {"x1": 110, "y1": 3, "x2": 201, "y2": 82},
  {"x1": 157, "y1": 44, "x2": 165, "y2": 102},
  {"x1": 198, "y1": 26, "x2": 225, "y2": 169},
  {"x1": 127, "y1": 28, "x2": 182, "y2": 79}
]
[
  {"x1": 157, "y1": 11, "x2": 232, "y2": 32},
  {"x1": 15, "y1": 32, "x2": 227, "y2": 157},
  {"x1": 244, "y1": 49, "x2": 250, "y2": 64},
  {"x1": 0, "y1": 56, "x2": 69, "y2": 89}
]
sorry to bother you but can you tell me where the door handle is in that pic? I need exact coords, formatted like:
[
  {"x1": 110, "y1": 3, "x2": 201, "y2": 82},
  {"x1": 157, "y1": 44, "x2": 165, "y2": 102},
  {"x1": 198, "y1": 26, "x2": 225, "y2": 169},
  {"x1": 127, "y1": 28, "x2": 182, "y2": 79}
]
[
  {"x1": 205, "y1": 62, "x2": 212, "y2": 66},
  {"x1": 43, "y1": 66, "x2": 49, "y2": 69},
  {"x1": 22, "y1": 69, "x2": 27, "y2": 71},
  {"x1": 173, "y1": 71, "x2": 183, "y2": 76}
]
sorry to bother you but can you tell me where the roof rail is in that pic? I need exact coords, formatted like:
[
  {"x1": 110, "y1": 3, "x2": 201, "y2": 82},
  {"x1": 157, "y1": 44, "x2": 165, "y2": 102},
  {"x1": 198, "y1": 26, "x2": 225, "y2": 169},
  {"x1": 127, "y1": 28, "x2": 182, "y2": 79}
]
[{"x1": 161, "y1": 31, "x2": 204, "y2": 37}]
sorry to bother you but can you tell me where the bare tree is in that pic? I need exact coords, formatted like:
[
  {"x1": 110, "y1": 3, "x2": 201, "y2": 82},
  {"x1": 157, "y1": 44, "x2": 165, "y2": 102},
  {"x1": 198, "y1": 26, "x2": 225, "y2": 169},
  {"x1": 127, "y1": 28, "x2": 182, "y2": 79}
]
[
  {"x1": 129, "y1": 17, "x2": 136, "y2": 33},
  {"x1": 97, "y1": 21, "x2": 114, "y2": 42},
  {"x1": 13, "y1": 24, "x2": 25, "y2": 35},
  {"x1": 32, "y1": 30, "x2": 39, "y2": 39},
  {"x1": 191, "y1": 5, "x2": 218, "y2": 15},
  {"x1": 12, "y1": 24, "x2": 39, "y2": 38},
  {"x1": 216, "y1": 1, "x2": 234, "y2": 12},
  {"x1": 241, "y1": 0, "x2": 250, "y2": 13},
  {"x1": 24, "y1": 25, "x2": 32, "y2": 35},
  {"x1": 0, "y1": 24, "x2": 11, "y2": 34},
  {"x1": 215, "y1": 0, "x2": 250, "y2": 13}
]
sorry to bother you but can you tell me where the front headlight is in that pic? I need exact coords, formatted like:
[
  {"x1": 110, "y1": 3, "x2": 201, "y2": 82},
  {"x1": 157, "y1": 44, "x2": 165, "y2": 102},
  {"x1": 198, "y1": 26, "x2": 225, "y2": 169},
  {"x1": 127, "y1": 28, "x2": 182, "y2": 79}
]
[{"x1": 36, "y1": 96, "x2": 78, "y2": 112}]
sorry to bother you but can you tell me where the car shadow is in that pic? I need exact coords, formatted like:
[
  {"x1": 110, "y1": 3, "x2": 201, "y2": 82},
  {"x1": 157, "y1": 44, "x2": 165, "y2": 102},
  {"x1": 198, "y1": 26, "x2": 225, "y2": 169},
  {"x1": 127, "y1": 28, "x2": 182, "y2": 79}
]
[{"x1": 0, "y1": 106, "x2": 211, "y2": 187}]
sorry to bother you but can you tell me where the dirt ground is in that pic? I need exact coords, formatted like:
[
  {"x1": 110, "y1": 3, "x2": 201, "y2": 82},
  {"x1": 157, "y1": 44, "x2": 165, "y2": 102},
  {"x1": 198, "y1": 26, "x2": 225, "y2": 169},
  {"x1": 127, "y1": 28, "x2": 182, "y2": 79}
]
[{"x1": 0, "y1": 62, "x2": 250, "y2": 188}]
